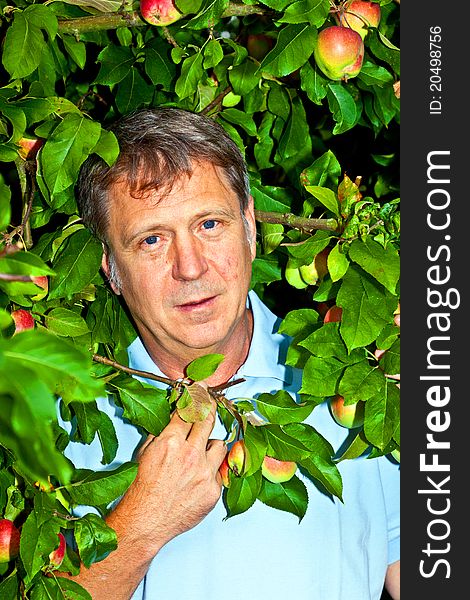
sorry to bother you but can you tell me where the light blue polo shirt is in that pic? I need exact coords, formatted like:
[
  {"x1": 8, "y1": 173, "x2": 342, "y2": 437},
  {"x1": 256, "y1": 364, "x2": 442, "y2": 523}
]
[{"x1": 65, "y1": 291, "x2": 400, "y2": 600}]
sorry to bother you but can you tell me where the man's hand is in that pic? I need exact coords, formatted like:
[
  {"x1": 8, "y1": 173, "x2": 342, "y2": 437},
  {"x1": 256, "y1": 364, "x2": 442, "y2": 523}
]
[
  {"x1": 68, "y1": 403, "x2": 226, "y2": 600},
  {"x1": 122, "y1": 402, "x2": 227, "y2": 551}
]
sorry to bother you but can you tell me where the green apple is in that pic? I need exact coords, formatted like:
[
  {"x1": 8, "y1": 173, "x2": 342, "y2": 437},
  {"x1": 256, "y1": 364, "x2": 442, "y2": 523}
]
[
  {"x1": 329, "y1": 395, "x2": 365, "y2": 429},
  {"x1": 285, "y1": 259, "x2": 308, "y2": 290},
  {"x1": 261, "y1": 456, "x2": 297, "y2": 484},
  {"x1": 299, "y1": 248, "x2": 330, "y2": 285}
]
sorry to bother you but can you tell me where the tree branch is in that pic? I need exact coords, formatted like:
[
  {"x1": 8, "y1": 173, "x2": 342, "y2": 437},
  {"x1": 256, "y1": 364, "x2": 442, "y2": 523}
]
[
  {"x1": 57, "y1": 5, "x2": 269, "y2": 35},
  {"x1": 254, "y1": 210, "x2": 340, "y2": 233}
]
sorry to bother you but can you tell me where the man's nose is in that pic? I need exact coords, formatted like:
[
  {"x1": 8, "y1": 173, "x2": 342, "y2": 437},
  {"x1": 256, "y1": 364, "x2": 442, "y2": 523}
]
[{"x1": 171, "y1": 234, "x2": 209, "y2": 281}]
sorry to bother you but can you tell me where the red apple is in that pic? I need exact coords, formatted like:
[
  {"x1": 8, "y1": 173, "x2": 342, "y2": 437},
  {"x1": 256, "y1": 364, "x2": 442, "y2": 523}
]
[
  {"x1": 314, "y1": 26, "x2": 364, "y2": 81},
  {"x1": 324, "y1": 305, "x2": 343, "y2": 323},
  {"x1": 140, "y1": 0, "x2": 182, "y2": 26},
  {"x1": 261, "y1": 456, "x2": 297, "y2": 484},
  {"x1": 339, "y1": 1, "x2": 381, "y2": 40},
  {"x1": 247, "y1": 34, "x2": 274, "y2": 61},
  {"x1": 31, "y1": 275, "x2": 49, "y2": 301},
  {"x1": 11, "y1": 308, "x2": 35, "y2": 333},
  {"x1": 0, "y1": 519, "x2": 20, "y2": 564},
  {"x1": 17, "y1": 136, "x2": 43, "y2": 161},
  {"x1": 329, "y1": 395, "x2": 365, "y2": 429},
  {"x1": 48, "y1": 533, "x2": 66, "y2": 568},
  {"x1": 218, "y1": 454, "x2": 231, "y2": 488},
  {"x1": 227, "y1": 440, "x2": 250, "y2": 476}
]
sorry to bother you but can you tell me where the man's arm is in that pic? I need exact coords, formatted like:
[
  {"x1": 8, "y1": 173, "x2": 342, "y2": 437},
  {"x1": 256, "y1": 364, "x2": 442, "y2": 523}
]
[
  {"x1": 66, "y1": 405, "x2": 227, "y2": 600},
  {"x1": 385, "y1": 560, "x2": 400, "y2": 600}
]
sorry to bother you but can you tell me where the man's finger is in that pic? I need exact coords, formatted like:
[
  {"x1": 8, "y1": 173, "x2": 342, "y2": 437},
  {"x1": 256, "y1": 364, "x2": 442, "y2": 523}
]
[
  {"x1": 186, "y1": 401, "x2": 217, "y2": 446},
  {"x1": 206, "y1": 439, "x2": 227, "y2": 474},
  {"x1": 162, "y1": 408, "x2": 194, "y2": 437}
]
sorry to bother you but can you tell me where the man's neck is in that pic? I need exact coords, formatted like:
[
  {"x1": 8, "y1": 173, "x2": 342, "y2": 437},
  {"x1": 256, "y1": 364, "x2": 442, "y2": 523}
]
[{"x1": 140, "y1": 308, "x2": 254, "y2": 387}]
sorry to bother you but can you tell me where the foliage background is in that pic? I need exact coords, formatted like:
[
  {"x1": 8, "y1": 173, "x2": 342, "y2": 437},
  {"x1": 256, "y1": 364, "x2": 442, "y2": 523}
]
[{"x1": 0, "y1": 0, "x2": 400, "y2": 596}]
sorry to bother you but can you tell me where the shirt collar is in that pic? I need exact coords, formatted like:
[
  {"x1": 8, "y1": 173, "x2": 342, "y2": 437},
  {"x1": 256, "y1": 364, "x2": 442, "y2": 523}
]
[{"x1": 127, "y1": 290, "x2": 292, "y2": 385}]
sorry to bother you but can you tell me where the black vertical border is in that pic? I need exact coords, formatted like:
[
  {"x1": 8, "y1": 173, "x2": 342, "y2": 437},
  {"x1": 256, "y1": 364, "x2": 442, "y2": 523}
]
[{"x1": 401, "y1": 1, "x2": 465, "y2": 597}]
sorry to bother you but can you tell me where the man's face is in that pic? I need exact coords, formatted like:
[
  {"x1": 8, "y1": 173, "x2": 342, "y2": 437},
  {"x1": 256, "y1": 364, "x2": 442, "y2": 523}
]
[{"x1": 103, "y1": 161, "x2": 256, "y2": 362}]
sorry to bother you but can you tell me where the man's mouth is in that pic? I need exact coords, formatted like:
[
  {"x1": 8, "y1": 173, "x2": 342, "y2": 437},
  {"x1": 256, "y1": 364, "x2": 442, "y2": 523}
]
[{"x1": 176, "y1": 295, "x2": 218, "y2": 311}]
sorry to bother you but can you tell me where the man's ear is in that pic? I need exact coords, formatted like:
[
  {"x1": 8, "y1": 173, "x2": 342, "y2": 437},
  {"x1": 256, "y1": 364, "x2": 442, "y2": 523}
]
[
  {"x1": 244, "y1": 195, "x2": 257, "y2": 261},
  {"x1": 101, "y1": 246, "x2": 121, "y2": 295}
]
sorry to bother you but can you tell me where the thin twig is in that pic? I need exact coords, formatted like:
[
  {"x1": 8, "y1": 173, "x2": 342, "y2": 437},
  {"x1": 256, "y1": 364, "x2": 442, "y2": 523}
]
[
  {"x1": 92, "y1": 354, "x2": 176, "y2": 386},
  {"x1": 201, "y1": 86, "x2": 233, "y2": 116}
]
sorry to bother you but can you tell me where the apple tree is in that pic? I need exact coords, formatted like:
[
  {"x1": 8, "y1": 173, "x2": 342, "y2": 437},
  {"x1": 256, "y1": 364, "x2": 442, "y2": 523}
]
[{"x1": 0, "y1": 0, "x2": 400, "y2": 595}]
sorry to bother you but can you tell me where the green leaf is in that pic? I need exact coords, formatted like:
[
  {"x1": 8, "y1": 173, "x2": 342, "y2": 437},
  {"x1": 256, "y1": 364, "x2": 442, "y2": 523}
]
[
  {"x1": 304, "y1": 185, "x2": 340, "y2": 217},
  {"x1": 74, "y1": 513, "x2": 118, "y2": 568},
  {"x1": 258, "y1": 476, "x2": 308, "y2": 521},
  {"x1": 45, "y1": 308, "x2": 90, "y2": 337},
  {"x1": 286, "y1": 230, "x2": 332, "y2": 264},
  {"x1": 62, "y1": 35, "x2": 87, "y2": 70},
  {"x1": 65, "y1": 462, "x2": 138, "y2": 506},
  {"x1": 111, "y1": 376, "x2": 170, "y2": 436},
  {"x1": 229, "y1": 60, "x2": 260, "y2": 96},
  {"x1": 256, "y1": 390, "x2": 314, "y2": 424},
  {"x1": 338, "y1": 360, "x2": 387, "y2": 403},
  {"x1": 2, "y1": 329, "x2": 105, "y2": 404},
  {"x1": 115, "y1": 68, "x2": 154, "y2": 115},
  {"x1": 2, "y1": 9, "x2": 54, "y2": 79},
  {"x1": 97, "y1": 411, "x2": 119, "y2": 466},
  {"x1": 258, "y1": 24, "x2": 317, "y2": 77},
  {"x1": 348, "y1": 238, "x2": 400, "y2": 294},
  {"x1": 0, "y1": 251, "x2": 55, "y2": 277},
  {"x1": 175, "y1": 52, "x2": 204, "y2": 100},
  {"x1": 300, "y1": 355, "x2": 345, "y2": 396},
  {"x1": 90, "y1": 129, "x2": 120, "y2": 167},
  {"x1": 278, "y1": 95, "x2": 309, "y2": 160},
  {"x1": 278, "y1": 308, "x2": 320, "y2": 337},
  {"x1": 250, "y1": 254, "x2": 282, "y2": 286},
  {"x1": 41, "y1": 114, "x2": 102, "y2": 196},
  {"x1": 284, "y1": 422, "x2": 343, "y2": 498},
  {"x1": 186, "y1": 353, "x2": 225, "y2": 381},
  {"x1": 279, "y1": 0, "x2": 330, "y2": 26},
  {"x1": 145, "y1": 38, "x2": 176, "y2": 90},
  {"x1": 49, "y1": 229, "x2": 103, "y2": 300},
  {"x1": 30, "y1": 575, "x2": 92, "y2": 600},
  {"x1": 336, "y1": 265, "x2": 398, "y2": 350},
  {"x1": 263, "y1": 424, "x2": 310, "y2": 461},
  {"x1": 95, "y1": 45, "x2": 135, "y2": 85},
  {"x1": 300, "y1": 322, "x2": 349, "y2": 360},
  {"x1": 176, "y1": 383, "x2": 212, "y2": 422},
  {"x1": 363, "y1": 381, "x2": 400, "y2": 450},
  {"x1": 380, "y1": 338, "x2": 400, "y2": 375},
  {"x1": 184, "y1": 0, "x2": 229, "y2": 29},
  {"x1": 70, "y1": 400, "x2": 102, "y2": 445},
  {"x1": 357, "y1": 61, "x2": 394, "y2": 87},
  {"x1": 225, "y1": 471, "x2": 262, "y2": 517},
  {"x1": 326, "y1": 83, "x2": 358, "y2": 135},
  {"x1": 19, "y1": 509, "x2": 60, "y2": 586}
]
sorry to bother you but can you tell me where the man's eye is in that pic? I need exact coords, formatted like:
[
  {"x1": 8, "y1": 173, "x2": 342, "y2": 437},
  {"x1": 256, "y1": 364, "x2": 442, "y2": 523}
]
[
  {"x1": 202, "y1": 220, "x2": 217, "y2": 230},
  {"x1": 144, "y1": 235, "x2": 159, "y2": 245}
]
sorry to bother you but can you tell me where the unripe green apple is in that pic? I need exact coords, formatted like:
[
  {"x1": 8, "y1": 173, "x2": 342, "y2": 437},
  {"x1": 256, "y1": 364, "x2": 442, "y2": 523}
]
[
  {"x1": 324, "y1": 305, "x2": 342, "y2": 323},
  {"x1": 261, "y1": 456, "x2": 297, "y2": 484},
  {"x1": 299, "y1": 248, "x2": 330, "y2": 285},
  {"x1": 48, "y1": 532, "x2": 66, "y2": 568},
  {"x1": 31, "y1": 275, "x2": 48, "y2": 301},
  {"x1": 285, "y1": 259, "x2": 308, "y2": 290},
  {"x1": 140, "y1": 0, "x2": 182, "y2": 26},
  {"x1": 218, "y1": 454, "x2": 231, "y2": 488},
  {"x1": 228, "y1": 440, "x2": 251, "y2": 476},
  {"x1": 0, "y1": 519, "x2": 20, "y2": 564},
  {"x1": 329, "y1": 395, "x2": 365, "y2": 429},
  {"x1": 314, "y1": 26, "x2": 364, "y2": 81},
  {"x1": 11, "y1": 308, "x2": 35, "y2": 333},
  {"x1": 393, "y1": 303, "x2": 400, "y2": 327},
  {"x1": 339, "y1": 1, "x2": 381, "y2": 40}
]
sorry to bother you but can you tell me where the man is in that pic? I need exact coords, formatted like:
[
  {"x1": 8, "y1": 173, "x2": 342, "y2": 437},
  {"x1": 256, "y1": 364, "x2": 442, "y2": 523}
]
[{"x1": 67, "y1": 107, "x2": 400, "y2": 599}]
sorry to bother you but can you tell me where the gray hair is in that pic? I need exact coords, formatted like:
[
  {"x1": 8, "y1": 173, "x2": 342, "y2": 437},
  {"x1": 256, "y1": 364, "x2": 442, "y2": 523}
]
[{"x1": 76, "y1": 107, "x2": 251, "y2": 246}]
